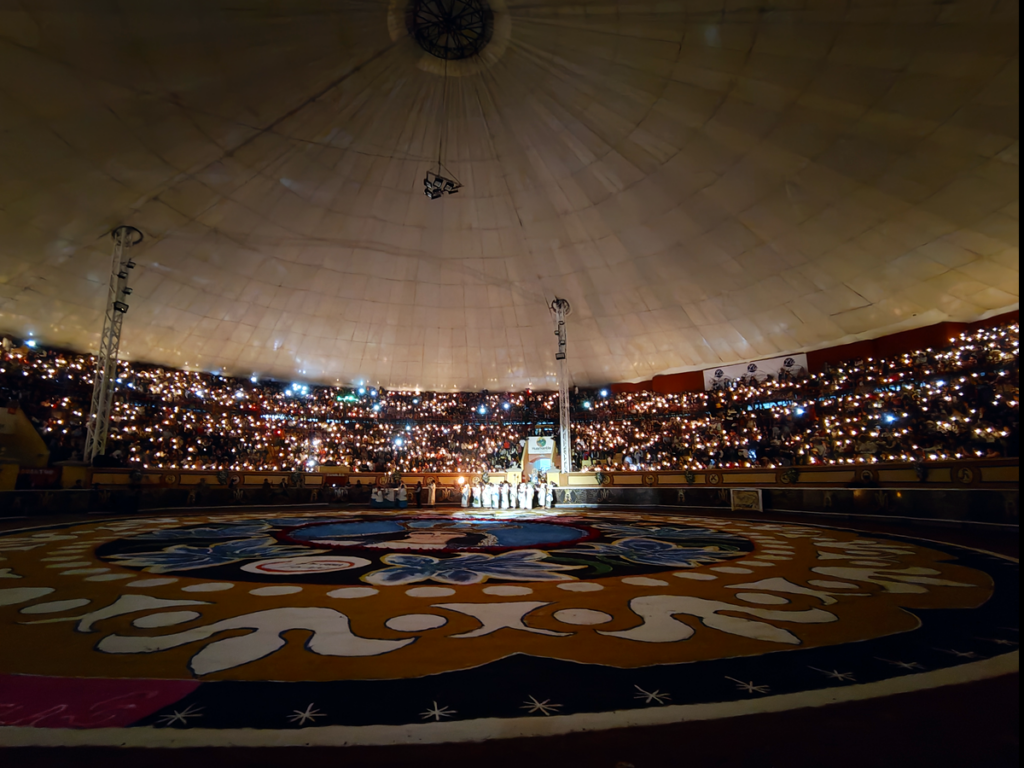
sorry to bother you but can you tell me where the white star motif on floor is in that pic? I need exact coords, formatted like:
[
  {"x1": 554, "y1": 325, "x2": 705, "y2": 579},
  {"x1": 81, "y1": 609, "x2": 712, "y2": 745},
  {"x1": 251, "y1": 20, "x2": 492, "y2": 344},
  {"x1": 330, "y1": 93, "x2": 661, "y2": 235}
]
[
  {"x1": 936, "y1": 648, "x2": 978, "y2": 658},
  {"x1": 521, "y1": 695, "x2": 562, "y2": 716},
  {"x1": 288, "y1": 703, "x2": 325, "y2": 725},
  {"x1": 876, "y1": 658, "x2": 923, "y2": 670},
  {"x1": 809, "y1": 667, "x2": 856, "y2": 682},
  {"x1": 157, "y1": 703, "x2": 204, "y2": 726},
  {"x1": 977, "y1": 637, "x2": 1018, "y2": 646},
  {"x1": 420, "y1": 701, "x2": 456, "y2": 721},
  {"x1": 725, "y1": 676, "x2": 770, "y2": 694},
  {"x1": 633, "y1": 685, "x2": 671, "y2": 704}
]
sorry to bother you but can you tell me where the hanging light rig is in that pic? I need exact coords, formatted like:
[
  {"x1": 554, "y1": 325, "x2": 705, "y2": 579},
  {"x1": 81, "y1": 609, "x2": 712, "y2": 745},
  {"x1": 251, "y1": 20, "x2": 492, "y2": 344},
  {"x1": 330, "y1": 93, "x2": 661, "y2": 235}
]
[
  {"x1": 423, "y1": 45, "x2": 462, "y2": 198},
  {"x1": 424, "y1": 168, "x2": 460, "y2": 199},
  {"x1": 411, "y1": 0, "x2": 493, "y2": 197}
]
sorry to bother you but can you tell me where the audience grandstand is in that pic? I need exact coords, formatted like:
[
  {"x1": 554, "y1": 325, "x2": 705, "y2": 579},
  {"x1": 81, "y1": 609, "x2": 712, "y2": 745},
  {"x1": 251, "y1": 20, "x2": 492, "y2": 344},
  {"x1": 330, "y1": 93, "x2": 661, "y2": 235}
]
[{"x1": 2, "y1": 320, "x2": 1017, "y2": 477}]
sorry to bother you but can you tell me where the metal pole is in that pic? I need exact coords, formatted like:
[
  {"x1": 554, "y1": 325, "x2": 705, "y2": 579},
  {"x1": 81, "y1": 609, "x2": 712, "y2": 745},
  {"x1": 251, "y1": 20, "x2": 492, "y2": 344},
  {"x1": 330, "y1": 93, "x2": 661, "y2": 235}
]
[
  {"x1": 84, "y1": 226, "x2": 142, "y2": 464},
  {"x1": 551, "y1": 298, "x2": 572, "y2": 474}
]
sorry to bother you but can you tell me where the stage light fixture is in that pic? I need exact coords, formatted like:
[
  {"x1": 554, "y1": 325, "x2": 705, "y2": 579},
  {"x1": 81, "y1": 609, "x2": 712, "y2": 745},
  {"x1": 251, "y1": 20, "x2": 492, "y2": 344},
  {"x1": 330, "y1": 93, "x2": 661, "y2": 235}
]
[
  {"x1": 423, "y1": 170, "x2": 460, "y2": 199},
  {"x1": 421, "y1": 50, "x2": 464, "y2": 198},
  {"x1": 113, "y1": 301, "x2": 129, "y2": 314}
]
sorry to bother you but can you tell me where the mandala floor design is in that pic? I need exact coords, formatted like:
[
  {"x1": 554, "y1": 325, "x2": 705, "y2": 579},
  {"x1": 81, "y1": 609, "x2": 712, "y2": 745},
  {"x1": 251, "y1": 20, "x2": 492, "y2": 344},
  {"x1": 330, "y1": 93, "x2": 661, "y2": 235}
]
[{"x1": 0, "y1": 507, "x2": 1017, "y2": 747}]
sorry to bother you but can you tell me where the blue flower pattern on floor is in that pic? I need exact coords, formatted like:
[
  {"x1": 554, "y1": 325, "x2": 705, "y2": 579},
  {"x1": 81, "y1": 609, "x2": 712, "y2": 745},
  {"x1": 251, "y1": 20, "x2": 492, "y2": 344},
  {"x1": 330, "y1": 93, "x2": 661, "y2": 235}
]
[
  {"x1": 97, "y1": 517, "x2": 751, "y2": 582},
  {"x1": 106, "y1": 536, "x2": 320, "y2": 573},
  {"x1": 561, "y1": 537, "x2": 745, "y2": 568},
  {"x1": 126, "y1": 519, "x2": 342, "y2": 542},
  {"x1": 592, "y1": 523, "x2": 743, "y2": 543},
  {"x1": 365, "y1": 550, "x2": 583, "y2": 585}
]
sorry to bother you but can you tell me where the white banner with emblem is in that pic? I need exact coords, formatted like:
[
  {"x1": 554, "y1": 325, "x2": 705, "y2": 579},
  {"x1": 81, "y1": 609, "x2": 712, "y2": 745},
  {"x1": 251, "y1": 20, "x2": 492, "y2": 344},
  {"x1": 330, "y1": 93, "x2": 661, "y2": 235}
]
[
  {"x1": 522, "y1": 436, "x2": 557, "y2": 475},
  {"x1": 703, "y1": 353, "x2": 808, "y2": 391}
]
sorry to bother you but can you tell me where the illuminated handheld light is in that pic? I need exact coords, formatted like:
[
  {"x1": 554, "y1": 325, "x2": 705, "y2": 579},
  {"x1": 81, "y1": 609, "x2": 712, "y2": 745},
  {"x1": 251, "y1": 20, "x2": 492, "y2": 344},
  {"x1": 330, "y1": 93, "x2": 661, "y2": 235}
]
[
  {"x1": 600, "y1": 389, "x2": 609, "y2": 397},
  {"x1": 358, "y1": 387, "x2": 366, "y2": 395}
]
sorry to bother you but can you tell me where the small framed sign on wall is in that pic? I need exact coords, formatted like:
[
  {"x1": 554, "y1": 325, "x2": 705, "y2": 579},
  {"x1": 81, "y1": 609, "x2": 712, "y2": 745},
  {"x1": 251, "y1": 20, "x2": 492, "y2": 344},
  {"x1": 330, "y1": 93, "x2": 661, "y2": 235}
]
[{"x1": 731, "y1": 488, "x2": 763, "y2": 512}]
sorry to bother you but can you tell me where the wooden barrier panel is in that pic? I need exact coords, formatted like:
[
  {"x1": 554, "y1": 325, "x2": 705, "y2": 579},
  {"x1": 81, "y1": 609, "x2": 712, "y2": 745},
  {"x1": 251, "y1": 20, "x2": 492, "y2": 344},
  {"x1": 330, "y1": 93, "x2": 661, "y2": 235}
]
[{"x1": 82, "y1": 459, "x2": 1019, "y2": 492}]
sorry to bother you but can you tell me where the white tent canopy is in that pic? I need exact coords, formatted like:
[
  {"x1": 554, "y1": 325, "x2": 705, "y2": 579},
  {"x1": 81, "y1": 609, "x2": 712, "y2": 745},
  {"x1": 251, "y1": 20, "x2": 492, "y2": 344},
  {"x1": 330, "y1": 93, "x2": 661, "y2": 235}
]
[{"x1": 0, "y1": 0, "x2": 1018, "y2": 390}]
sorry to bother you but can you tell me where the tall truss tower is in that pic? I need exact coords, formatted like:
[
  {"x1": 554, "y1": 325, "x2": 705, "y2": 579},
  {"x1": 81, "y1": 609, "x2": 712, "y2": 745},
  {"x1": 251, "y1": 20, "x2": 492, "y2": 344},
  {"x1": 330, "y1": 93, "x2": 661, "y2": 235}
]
[
  {"x1": 551, "y1": 297, "x2": 572, "y2": 474},
  {"x1": 83, "y1": 226, "x2": 143, "y2": 464}
]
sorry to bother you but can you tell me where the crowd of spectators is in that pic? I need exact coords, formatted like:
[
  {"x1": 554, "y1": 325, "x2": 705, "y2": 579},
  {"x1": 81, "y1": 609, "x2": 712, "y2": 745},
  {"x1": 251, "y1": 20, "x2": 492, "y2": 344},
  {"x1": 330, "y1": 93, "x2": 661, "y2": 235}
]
[{"x1": 0, "y1": 321, "x2": 1017, "y2": 475}]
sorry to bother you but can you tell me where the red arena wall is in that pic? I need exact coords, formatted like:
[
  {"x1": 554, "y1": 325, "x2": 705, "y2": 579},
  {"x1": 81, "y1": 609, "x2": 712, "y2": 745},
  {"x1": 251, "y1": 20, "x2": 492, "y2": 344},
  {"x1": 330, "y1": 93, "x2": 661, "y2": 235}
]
[{"x1": 611, "y1": 310, "x2": 1020, "y2": 395}]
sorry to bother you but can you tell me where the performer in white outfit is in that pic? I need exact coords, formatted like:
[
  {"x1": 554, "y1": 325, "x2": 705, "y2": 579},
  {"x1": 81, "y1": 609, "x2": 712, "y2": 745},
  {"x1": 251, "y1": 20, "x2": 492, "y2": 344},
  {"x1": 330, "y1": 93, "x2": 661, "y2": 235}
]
[
  {"x1": 525, "y1": 482, "x2": 536, "y2": 509},
  {"x1": 461, "y1": 483, "x2": 470, "y2": 508},
  {"x1": 500, "y1": 481, "x2": 510, "y2": 510},
  {"x1": 483, "y1": 483, "x2": 493, "y2": 509},
  {"x1": 471, "y1": 482, "x2": 482, "y2": 508},
  {"x1": 427, "y1": 479, "x2": 436, "y2": 506},
  {"x1": 517, "y1": 482, "x2": 527, "y2": 509},
  {"x1": 544, "y1": 481, "x2": 554, "y2": 509}
]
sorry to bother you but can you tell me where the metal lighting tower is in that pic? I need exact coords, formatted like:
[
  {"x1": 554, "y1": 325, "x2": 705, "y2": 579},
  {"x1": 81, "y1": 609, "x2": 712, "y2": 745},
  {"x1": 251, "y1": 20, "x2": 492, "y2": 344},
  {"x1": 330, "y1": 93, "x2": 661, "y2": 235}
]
[
  {"x1": 551, "y1": 298, "x2": 572, "y2": 473},
  {"x1": 84, "y1": 226, "x2": 143, "y2": 464}
]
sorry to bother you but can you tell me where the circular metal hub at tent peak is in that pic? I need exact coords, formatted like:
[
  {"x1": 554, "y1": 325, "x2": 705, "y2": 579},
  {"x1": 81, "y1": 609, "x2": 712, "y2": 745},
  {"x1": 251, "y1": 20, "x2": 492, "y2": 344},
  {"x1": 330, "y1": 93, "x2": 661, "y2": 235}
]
[{"x1": 407, "y1": 0, "x2": 494, "y2": 60}]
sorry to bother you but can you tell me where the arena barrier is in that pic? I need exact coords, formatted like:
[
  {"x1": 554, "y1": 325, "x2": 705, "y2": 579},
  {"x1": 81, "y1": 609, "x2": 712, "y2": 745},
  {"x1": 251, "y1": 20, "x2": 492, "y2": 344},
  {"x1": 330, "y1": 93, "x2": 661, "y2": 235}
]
[{"x1": 0, "y1": 459, "x2": 1016, "y2": 526}]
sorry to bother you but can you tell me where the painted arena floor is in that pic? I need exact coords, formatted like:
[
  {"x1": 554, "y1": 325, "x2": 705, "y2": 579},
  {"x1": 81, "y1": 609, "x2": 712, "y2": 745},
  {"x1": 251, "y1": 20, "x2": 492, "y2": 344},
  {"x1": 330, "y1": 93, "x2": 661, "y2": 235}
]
[{"x1": 0, "y1": 506, "x2": 1018, "y2": 767}]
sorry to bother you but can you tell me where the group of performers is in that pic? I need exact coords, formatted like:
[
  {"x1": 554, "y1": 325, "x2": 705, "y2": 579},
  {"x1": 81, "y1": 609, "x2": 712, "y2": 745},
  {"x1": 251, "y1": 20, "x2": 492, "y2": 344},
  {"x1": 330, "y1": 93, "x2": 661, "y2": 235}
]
[
  {"x1": 369, "y1": 483, "x2": 410, "y2": 508},
  {"x1": 460, "y1": 478, "x2": 556, "y2": 510}
]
